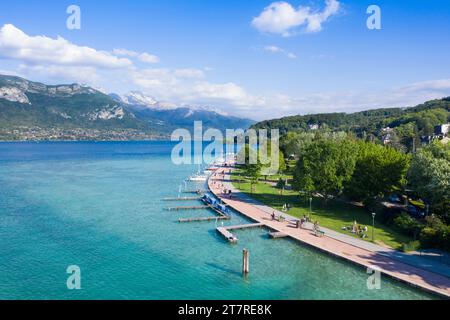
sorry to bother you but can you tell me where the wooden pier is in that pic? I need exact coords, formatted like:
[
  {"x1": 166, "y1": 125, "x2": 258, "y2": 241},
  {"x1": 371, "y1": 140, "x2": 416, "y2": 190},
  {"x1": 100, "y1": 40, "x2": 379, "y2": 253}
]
[
  {"x1": 217, "y1": 227, "x2": 238, "y2": 243},
  {"x1": 226, "y1": 223, "x2": 264, "y2": 231},
  {"x1": 216, "y1": 223, "x2": 265, "y2": 243},
  {"x1": 165, "y1": 205, "x2": 210, "y2": 211},
  {"x1": 182, "y1": 190, "x2": 208, "y2": 194},
  {"x1": 268, "y1": 231, "x2": 288, "y2": 239},
  {"x1": 179, "y1": 216, "x2": 230, "y2": 223},
  {"x1": 163, "y1": 197, "x2": 201, "y2": 201}
]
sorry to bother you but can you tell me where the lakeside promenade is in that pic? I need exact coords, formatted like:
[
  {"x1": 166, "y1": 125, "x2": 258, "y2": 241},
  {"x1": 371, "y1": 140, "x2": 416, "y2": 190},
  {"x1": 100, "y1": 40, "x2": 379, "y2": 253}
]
[{"x1": 208, "y1": 166, "x2": 450, "y2": 299}]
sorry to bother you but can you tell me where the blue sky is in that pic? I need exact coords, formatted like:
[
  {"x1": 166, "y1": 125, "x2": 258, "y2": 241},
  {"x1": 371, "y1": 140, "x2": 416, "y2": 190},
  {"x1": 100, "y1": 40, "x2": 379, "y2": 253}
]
[{"x1": 1, "y1": 0, "x2": 450, "y2": 120}]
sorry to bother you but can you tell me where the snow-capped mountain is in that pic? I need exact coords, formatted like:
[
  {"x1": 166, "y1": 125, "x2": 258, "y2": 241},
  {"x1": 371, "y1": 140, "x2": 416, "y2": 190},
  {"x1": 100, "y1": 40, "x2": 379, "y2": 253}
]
[
  {"x1": 114, "y1": 91, "x2": 229, "y2": 115},
  {"x1": 111, "y1": 91, "x2": 254, "y2": 131},
  {"x1": 118, "y1": 91, "x2": 159, "y2": 108}
]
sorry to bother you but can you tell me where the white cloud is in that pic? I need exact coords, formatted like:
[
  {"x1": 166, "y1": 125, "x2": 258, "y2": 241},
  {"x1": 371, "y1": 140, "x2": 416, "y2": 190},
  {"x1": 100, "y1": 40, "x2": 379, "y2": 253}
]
[
  {"x1": 112, "y1": 48, "x2": 139, "y2": 57},
  {"x1": 264, "y1": 45, "x2": 297, "y2": 59},
  {"x1": 0, "y1": 24, "x2": 131, "y2": 68},
  {"x1": 130, "y1": 68, "x2": 179, "y2": 89},
  {"x1": 137, "y1": 52, "x2": 160, "y2": 64},
  {"x1": 241, "y1": 79, "x2": 450, "y2": 120},
  {"x1": 399, "y1": 79, "x2": 450, "y2": 93},
  {"x1": 252, "y1": 0, "x2": 340, "y2": 36},
  {"x1": 265, "y1": 45, "x2": 282, "y2": 53},
  {"x1": 192, "y1": 82, "x2": 253, "y2": 103},
  {"x1": 2, "y1": 24, "x2": 448, "y2": 122},
  {"x1": 128, "y1": 67, "x2": 265, "y2": 110},
  {"x1": 129, "y1": 68, "x2": 206, "y2": 90},
  {"x1": 113, "y1": 48, "x2": 159, "y2": 64},
  {"x1": 174, "y1": 68, "x2": 205, "y2": 79},
  {"x1": 18, "y1": 64, "x2": 100, "y2": 85},
  {"x1": 287, "y1": 52, "x2": 297, "y2": 59}
]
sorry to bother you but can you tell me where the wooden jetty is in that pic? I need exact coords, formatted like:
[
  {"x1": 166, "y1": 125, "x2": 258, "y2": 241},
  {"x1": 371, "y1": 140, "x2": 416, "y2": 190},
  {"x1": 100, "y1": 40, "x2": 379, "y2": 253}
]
[
  {"x1": 182, "y1": 190, "x2": 208, "y2": 194},
  {"x1": 176, "y1": 200, "x2": 230, "y2": 223},
  {"x1": 179, "y1": 216, "x2": 230, "y2": 223},
  {"x1": 165, "y1": 205, "x2": 210, "y2": 211},
  {"x1": 216, "y1": 223, "x2": 265, "y2": 243},
  {"x1": 163, "y1": 197, "x2": 201, "y2": 201},
  {"x1": 217, "y1": 227, "x2": 238, "y2": 243},
  {"x1": 268, "y1": 231, "x2": 288, "y2": 239},
  {"x1": 226, "y1": 223, "x2": 264, "y2": 231}
]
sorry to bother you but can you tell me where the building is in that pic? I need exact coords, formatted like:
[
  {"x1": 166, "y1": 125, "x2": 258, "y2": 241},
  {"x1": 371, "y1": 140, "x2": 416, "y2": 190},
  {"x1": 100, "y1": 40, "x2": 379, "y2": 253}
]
[
  {"x1": 308, "y1": 124, "x2": 320, "y2": 130},
  {"x1": 381, "y1": 127, "x2": 394, "y2": 145},
  {"x1": 434, "y1": 123, "x2": 450, "y2": 137},
  {"x1": 382, "y1": 133, "x2": 393, "y2": 145}
]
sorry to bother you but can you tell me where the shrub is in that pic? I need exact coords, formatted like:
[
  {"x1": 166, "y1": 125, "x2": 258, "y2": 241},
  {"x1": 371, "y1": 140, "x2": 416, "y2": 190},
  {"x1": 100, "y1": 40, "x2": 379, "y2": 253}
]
[
  {"x1": 402, "y1": 241, "x2": 421, "y2": 252},
  {"x1": 419, "y1": 215, "x2": 450, "y2": 251},
  {"x1": 394, "y1": 213, "x2": 423, "y2": 239},
  {"x1": 420, "y1": 227, "x2": 440, "y2": 248}
]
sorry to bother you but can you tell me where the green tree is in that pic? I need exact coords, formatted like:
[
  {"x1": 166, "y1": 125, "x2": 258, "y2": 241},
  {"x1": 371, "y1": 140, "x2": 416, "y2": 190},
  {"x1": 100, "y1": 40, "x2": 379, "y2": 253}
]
[
  {"x1": 408, "y1": 141, "x2": 450, "y2": 218},
  {"x1": 276, "y1": 178, "x2": 287, "y2": 195},
  {"x1": 261, "y1": 140, "x2": 286, "y2": 175},
  {"x1": 345, "y1": 142, "x2": 410, "y2": 204},
  {"x1": 246, "y1": 164, "x2": 261, "y2": 194},
  {"x1": 238, "y1": 144, "x2": 262, "y2": 193},
  {"x1": 280, "y1": 131, "x2": 314, "y2": 157},
  {"x1": 394, "y1": 213, "x2": 423, "y2": 240},
  {"x1": 292, "y1": 139, "x2": 358, "y2": 200}
]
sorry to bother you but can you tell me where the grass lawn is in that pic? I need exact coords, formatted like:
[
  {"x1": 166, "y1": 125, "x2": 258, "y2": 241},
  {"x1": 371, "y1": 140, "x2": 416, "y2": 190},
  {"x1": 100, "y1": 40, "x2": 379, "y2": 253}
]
[
  {"x1": 260, "y1": 173, "x2": 293, "y2": 182},
  {"x1": 232, "y1": 171, "x2": 412, "y2": 250}
]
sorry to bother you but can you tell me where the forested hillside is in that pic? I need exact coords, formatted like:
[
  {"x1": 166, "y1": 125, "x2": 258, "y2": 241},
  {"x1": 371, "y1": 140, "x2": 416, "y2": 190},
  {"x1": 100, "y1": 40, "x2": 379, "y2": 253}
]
[{"x1": 252, "y1": 97, "x2": 450, "y2": 149}]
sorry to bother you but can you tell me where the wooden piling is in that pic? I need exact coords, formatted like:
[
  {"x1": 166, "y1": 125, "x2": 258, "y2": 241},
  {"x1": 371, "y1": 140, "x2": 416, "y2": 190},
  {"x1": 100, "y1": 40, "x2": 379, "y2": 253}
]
[{"x1": 242, "y1": 249, "x2": 249, "y2": 275}]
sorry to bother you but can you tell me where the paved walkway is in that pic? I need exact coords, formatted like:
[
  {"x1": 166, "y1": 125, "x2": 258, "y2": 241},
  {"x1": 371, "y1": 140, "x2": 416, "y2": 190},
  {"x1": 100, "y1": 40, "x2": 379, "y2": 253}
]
[
  {"x1": 236, "y1": 185, "x2": 450, "y2": 279},
  {"x1": 208, "y1": 166, "x2": 450, "y2": 299}
]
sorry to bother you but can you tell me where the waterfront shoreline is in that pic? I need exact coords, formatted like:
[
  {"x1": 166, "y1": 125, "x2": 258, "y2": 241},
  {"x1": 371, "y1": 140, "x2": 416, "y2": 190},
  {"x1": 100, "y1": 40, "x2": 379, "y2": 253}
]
[{"x1": 208, "y1": 165, "x2": 450, "y2": 299}]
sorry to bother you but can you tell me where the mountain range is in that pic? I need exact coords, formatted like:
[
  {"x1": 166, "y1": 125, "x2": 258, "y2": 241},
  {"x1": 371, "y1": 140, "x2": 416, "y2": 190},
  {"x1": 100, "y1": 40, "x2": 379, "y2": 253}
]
[{"x1": 0, "y1": 74, "x2": 254, "y2": 140}]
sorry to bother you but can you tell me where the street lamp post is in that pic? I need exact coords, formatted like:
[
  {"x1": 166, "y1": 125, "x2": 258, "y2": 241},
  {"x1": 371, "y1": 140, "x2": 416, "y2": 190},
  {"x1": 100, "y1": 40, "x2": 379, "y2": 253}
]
[
  {"x1": 309, "y1": 197, "x2": 313, "y2": 213},
  {"x1": 372, "y1": 212, "x2": 376, "y2": 242}
]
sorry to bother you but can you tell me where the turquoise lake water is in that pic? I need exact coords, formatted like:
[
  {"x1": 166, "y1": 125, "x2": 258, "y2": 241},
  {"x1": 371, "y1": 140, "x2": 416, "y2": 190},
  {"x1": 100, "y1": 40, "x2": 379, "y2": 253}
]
[{"x1": 0, "y1": 142, "x2": 436, "y2": 300}]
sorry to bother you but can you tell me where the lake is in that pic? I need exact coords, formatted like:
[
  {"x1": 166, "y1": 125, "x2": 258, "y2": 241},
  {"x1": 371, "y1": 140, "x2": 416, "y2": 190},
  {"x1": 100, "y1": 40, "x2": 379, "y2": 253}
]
[{"x1": 0, "y1": 142, "x2": 435, "y2": 299}]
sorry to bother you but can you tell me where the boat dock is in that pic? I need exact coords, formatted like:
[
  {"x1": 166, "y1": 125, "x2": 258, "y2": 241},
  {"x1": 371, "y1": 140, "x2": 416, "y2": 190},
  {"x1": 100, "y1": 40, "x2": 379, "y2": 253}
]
[
  {"x1": 182, "y1": 190, "x2": 208, "y2": 194},
  {"x1": 226, "y1": 223, "x2": 264, "y2": 231},
  {"x1": 163, "y1": 197, "x2": 201, "y2": 201},
  {"x1": 165, "y1": 205, "x2": 210, "y2": 211},
  {"x1": 217, "y1": 227, "x2": 238, "y2": 243},
  {"x1": 216, "y1": 223, "x2": 265, "y2": 243},
  {"x1": 179, "y1": 216, "x2": 230, "y2": 223},
  {"x1": 268, "y1": 231, "x2": 288, "y2": 239}
]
